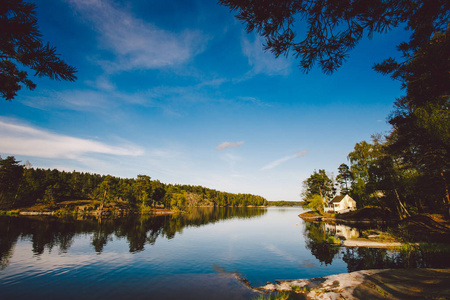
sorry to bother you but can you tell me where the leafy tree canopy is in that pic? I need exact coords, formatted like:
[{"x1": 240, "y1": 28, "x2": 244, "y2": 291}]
[
  {"x1": 302, "y1": 169, "x2": 335, "y2": 203},
  {"x1": 219, "y1": 0, "x2": 450, "y2": 74},
  {"x1": 0, "y1": 0, "x2": 77, "y2": 101}
]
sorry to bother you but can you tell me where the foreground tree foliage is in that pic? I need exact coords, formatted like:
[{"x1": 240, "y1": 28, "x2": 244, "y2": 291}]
[
  {"x1": 219, "y1": 0, "x2": 450, "y2": 74},
  {"x1": 379, "y1": 30, "x2": 450, "y2": 216},
  {"x1": 0, "y1": 0, "x2": 77, "y2": 101},
  {"x1": 0, "y1": 156, "x2": 268, "y2": 210}
]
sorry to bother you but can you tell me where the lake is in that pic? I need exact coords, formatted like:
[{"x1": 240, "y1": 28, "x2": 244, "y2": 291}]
[{"x1": 0, "y1": 207, "x2": 448, "y2": 299}]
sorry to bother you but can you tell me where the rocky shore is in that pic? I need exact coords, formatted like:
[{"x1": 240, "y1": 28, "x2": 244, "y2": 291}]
[
  {"x1": 11, "y1": 200, "x2": 176, "y2": 217},
  {"x1": 256, "y1": 268, "x2": 450, "y2": 299}
]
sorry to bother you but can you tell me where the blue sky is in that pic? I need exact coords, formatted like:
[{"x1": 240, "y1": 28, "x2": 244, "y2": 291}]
[{"x1": 1, "y1": 0, "x2": 408, "y2": 201}]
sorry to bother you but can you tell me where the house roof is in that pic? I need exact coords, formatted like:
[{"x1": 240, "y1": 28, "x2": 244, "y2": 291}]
[{"x1": 330, "y1": 195, "x2": 346, "y2": 203}]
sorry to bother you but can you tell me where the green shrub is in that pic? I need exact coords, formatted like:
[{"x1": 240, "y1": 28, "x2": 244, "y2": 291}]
[
  {"x1": 0, "y1": 210, "x2": 19, "y2": 215},
  {"x1": 253, "y1": 293, "x2": 290, "y2": 300}
]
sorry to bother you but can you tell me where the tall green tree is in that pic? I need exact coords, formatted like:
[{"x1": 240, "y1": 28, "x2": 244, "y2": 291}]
[
  {"x1": 376, "y1": 29, "x2": 450, "y2": 215},
  {"x1": 368, "y1": 154, "x2": 416, "y2": 218},
  {"x1": 219, "y1": 0, "x2": 449, "y2": 74},
  {"x1": 347, "y1": 138, "x2": 384, "y2": 207},
  {"x1": 0, "y1": 156, "x2": 24, "y2": 208},
  {"x1": 1, "y1": 0, "x2": 77, "y2": 100},
  {"x1": 336, "y1": 163, "x2": 352, "y2": 195},
  {"x1": 98, "y1": 175, "x2": 115, "y2": 212},
  {"x1": 302, "y1": 169, "x2": 336, "y2": 206},
  {"x1": 151, "y1": 180, "x2": 166, "y2": 207},
  {"x1": 134, "y1": 175, "x2": 152, "y2": 209}
]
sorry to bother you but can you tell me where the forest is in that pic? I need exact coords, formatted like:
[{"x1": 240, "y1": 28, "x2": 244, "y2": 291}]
[
  {"x1": 302, "y1": 131, "x2": 448, "y2": 219},
  {"x1": 0, "y1": 156, "x2": 268, "y2": 212}
]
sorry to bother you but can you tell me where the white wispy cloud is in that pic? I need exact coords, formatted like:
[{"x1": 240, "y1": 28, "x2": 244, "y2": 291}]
[
  {"x1": 21, "y1": 87, "x2": 156, "y2": 112},
  {"x1": 67, "y1": 0, "x2": 207, "y2": 72},
  {"x1": 0, "y1": 118, "x2": 143, "y2": 159},
  {"x1": 261, "y1": 151, "x2": 308, "y2": 171},
  {"x1": 22, "y1": 77, "x2": 228, "y2": 114},
  {"x1": 215, "y1": 141, "x2": 244, "y2": 151},
  {"x1": 237, "y1": 96, "x2": 272, "y2": 107},
  {"x1": 241, "y1": 34, "x2": 291, "y2": 77}
]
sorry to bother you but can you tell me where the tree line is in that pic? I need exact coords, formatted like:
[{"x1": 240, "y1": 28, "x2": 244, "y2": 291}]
[{"x1": 0, "y1": 156, "x2": 268, "y2": 211}]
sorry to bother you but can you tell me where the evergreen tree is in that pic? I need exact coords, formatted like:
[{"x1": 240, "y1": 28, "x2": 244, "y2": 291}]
[
  {"x1": 336, "y1": 163, "x2": 352, "y2": 195},
  {"x1": 376, "y1": 30, "x2": 450, "y2": 215},
  {"x1": 1, "y1": 0, "x2": 77, "y2": 101},
  {"x1": 219, "y1": 0, "x2": 449, "y2": 74},
  {"x1": 134, "y1": 175, "x2": 152, "y2": 208},
  {"x1": 0, "y1": 156, "x2": 24, "y2": 208}
]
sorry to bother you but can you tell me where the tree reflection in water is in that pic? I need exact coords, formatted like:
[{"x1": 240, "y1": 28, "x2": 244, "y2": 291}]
[
  {"x1": 0, "y1": 207, "x2": 266, "y2": 267},
  {"x1": 303, "y1": 221, "x2": 450, "y2": 271},
  {"x1": 303, "y1": 222, "x2": 340, "y2": 265}
]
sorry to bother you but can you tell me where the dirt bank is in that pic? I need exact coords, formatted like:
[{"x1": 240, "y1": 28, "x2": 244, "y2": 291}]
[{"x1": 342, "y1": 239, "x2": 402, "y2": 248}]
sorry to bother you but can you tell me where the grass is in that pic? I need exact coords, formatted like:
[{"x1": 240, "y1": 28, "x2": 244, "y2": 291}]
[
  {"x1": 0, "y1": 210, "x2": 19, "y2": 216},
  {"x1": 253, "y1": 293, "x2": 291, "y2": 300},
  {"x1": 291, "y1": 285, "x2": 310, "y2": 293},
  {"x1": 253, "y1": 288, "x2": 310, "y2": 300},
  {"x1": 327, "y1": 235, "x2": 341, "y2": 245},
  {"x1": 361, "y1": 229, "x2": 398, "y2": 243},
  {"x1": 395, "y1": 242, "x2": 450, "y2": 253}
]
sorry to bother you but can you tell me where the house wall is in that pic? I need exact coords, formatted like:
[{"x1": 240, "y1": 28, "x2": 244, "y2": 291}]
[
  {"x1": 326, "y1": 195, "x2": 357, "y2": 213},
  {"x1": 325, "y1": 195, "x2": 356, "y2": 213}
]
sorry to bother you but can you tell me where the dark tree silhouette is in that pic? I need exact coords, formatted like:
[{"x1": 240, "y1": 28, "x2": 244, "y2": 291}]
[
  {"x1": 219, "y1": 0, "x2": 450, "y2": 74},
  {"x1": 0, "y1": 0, "x2": 77, "y2": 101}
]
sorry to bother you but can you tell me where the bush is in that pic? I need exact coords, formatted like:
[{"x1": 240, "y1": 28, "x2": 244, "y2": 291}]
[{"x1": 307, "y1": 194, "x2": 324, "y2": 214}]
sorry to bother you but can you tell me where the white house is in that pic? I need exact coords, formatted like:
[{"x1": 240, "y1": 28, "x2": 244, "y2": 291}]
[{"x1": 324, "y1": 195, "x2": 357, "y2": 213}]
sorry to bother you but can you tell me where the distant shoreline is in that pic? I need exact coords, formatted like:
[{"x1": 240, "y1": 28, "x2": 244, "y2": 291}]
[
  {"x1": 1, "y1": 202, "x2": 270, "y2": 218},
  {"x1": 16, "y1": 210, "x2": 175, "y2": 216}
]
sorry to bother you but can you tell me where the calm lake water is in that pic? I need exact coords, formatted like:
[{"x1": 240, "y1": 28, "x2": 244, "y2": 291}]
[{"x1": 1, "y1": 207, "x2": 448, "y2": 299}]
